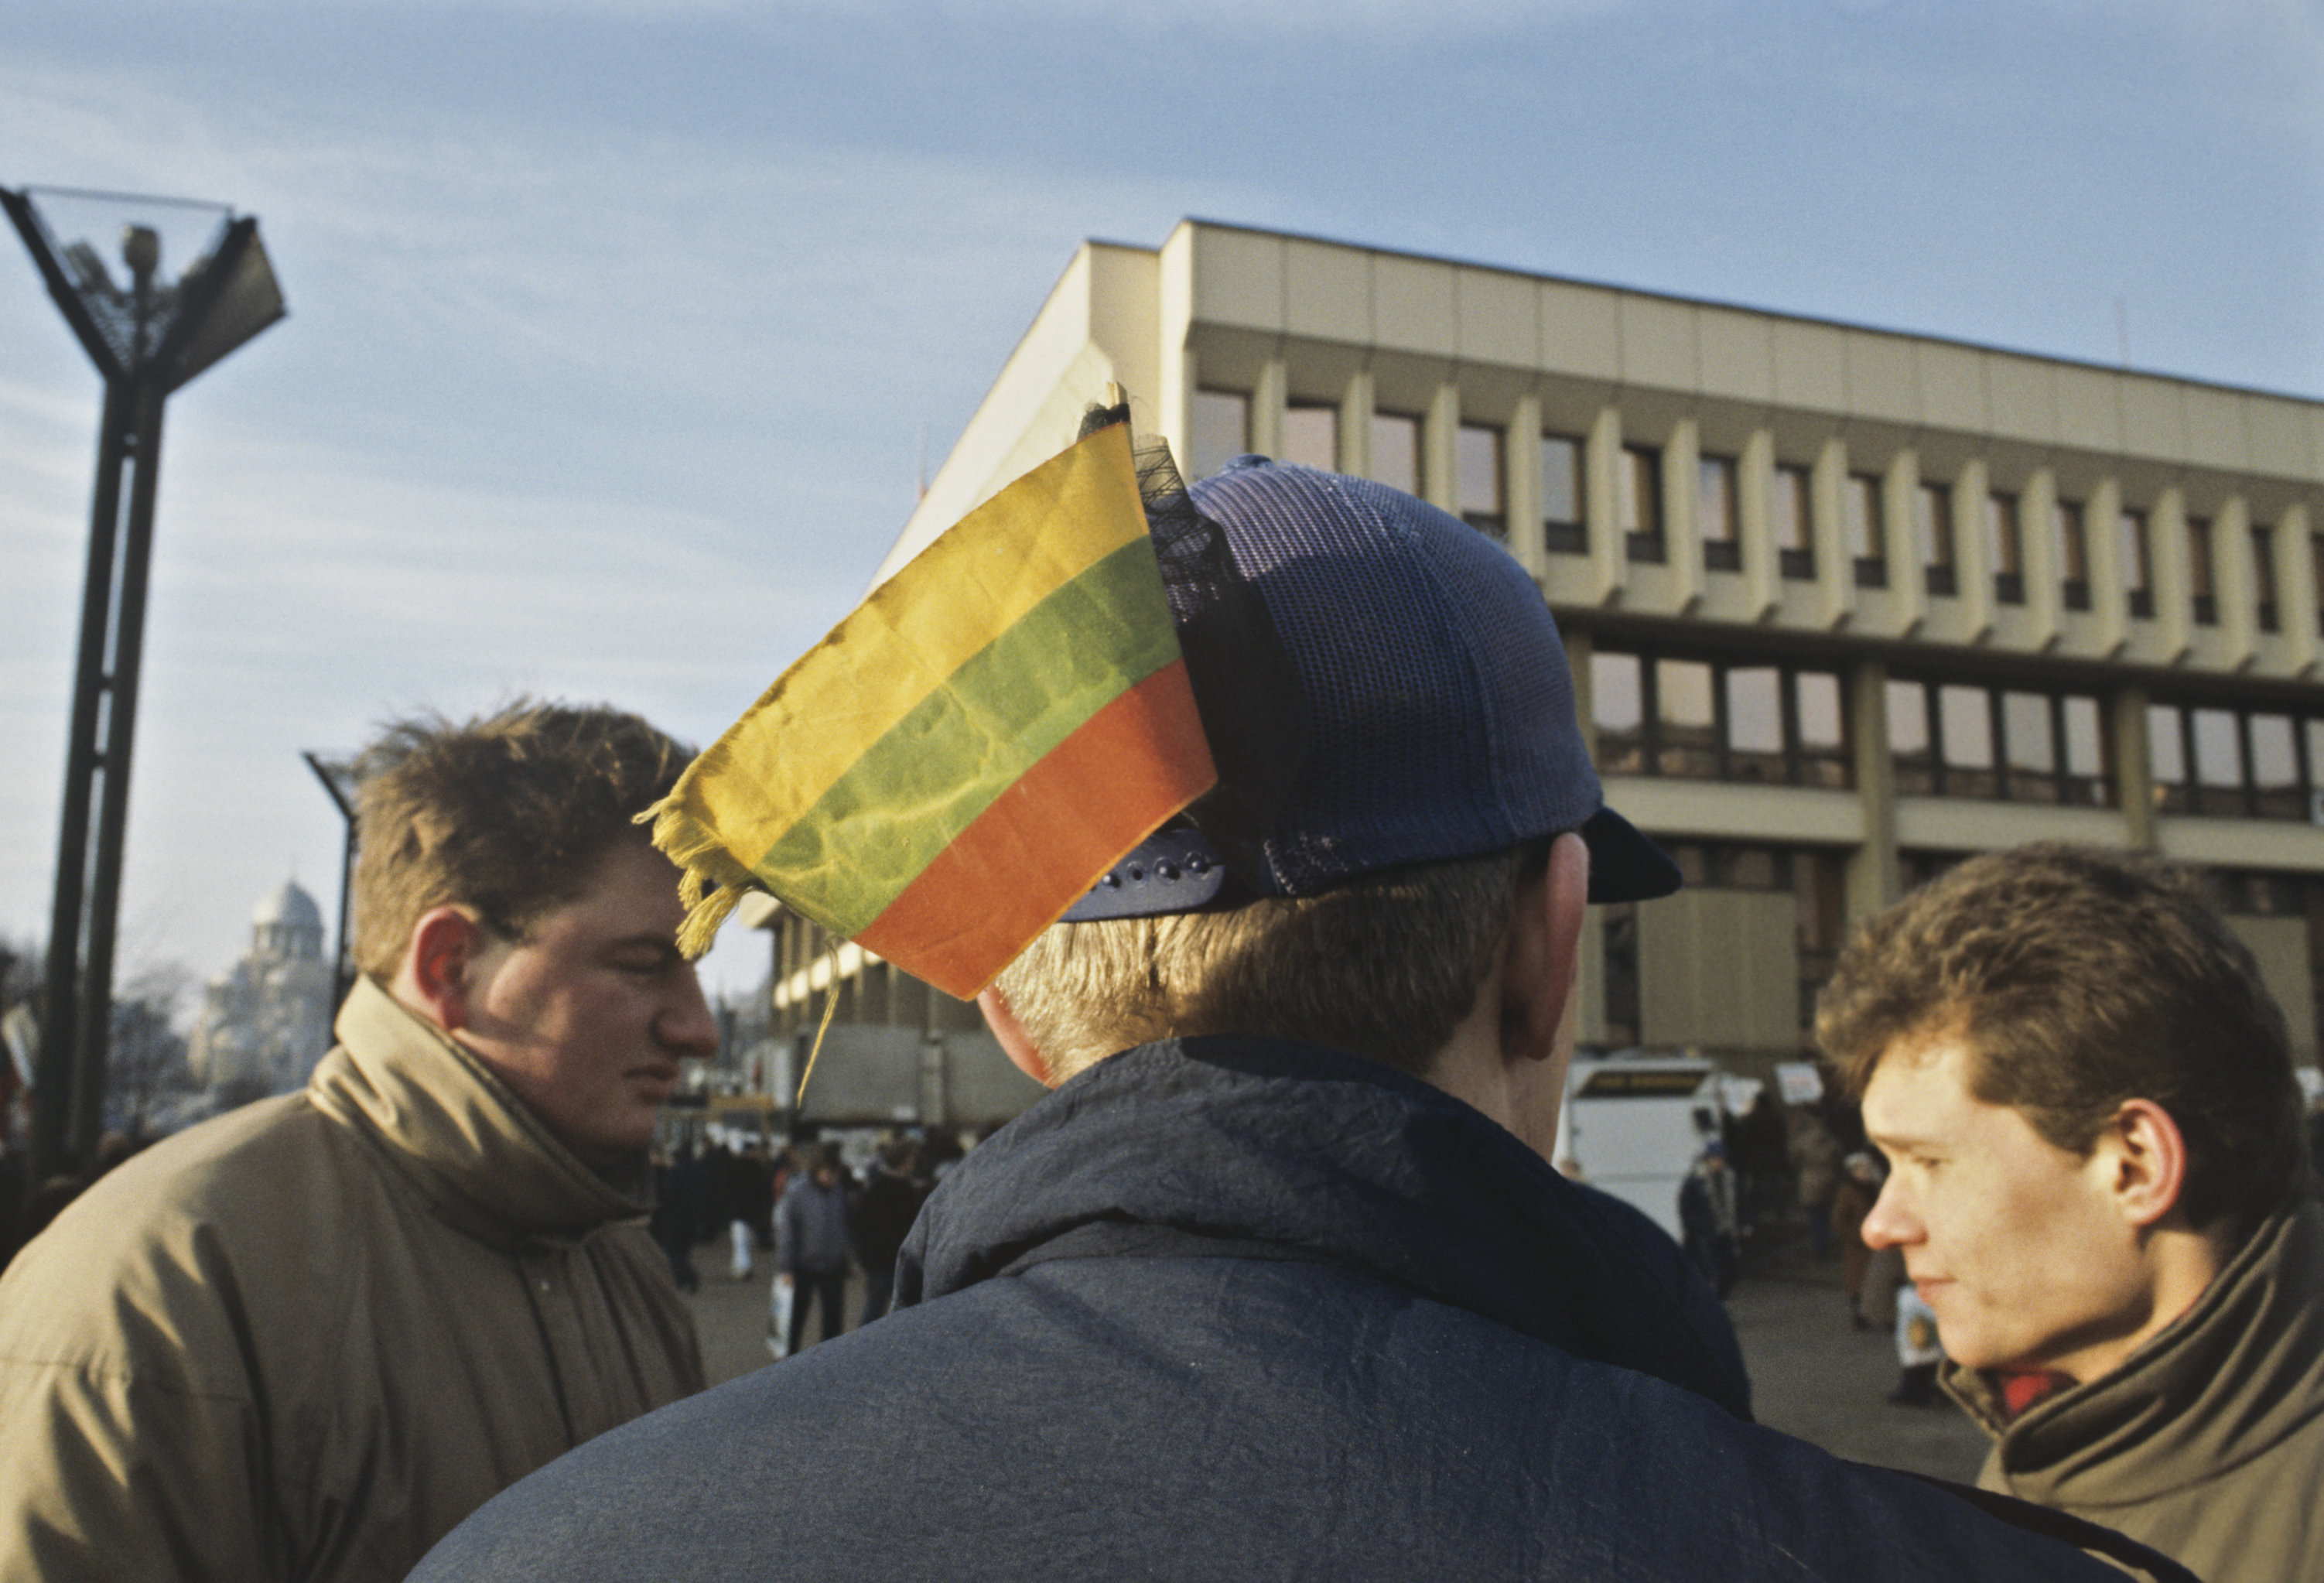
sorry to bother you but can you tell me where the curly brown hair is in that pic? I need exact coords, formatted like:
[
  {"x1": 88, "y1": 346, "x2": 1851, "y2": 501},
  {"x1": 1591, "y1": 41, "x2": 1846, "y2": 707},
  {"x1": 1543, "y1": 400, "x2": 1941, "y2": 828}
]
[
  {"x1": 1816, "y1": 843, "x2": 2305, "y2": 1230},
  {"x1": 349, "y1": 701, "x2": 692, "y2": 983}
]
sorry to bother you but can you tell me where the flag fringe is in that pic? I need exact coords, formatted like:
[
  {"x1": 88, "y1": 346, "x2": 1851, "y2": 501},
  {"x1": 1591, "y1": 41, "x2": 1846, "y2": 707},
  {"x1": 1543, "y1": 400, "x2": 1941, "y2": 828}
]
[{"x1": 636, "y1": 795, "x2": 763, "y2": 959}]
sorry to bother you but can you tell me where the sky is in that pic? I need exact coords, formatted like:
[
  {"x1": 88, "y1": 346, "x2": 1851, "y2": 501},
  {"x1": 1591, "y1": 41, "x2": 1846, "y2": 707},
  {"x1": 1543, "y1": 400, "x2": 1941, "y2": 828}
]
[{"x1": 2, "y1": 0, "x2": 2320, "y2": 1017}]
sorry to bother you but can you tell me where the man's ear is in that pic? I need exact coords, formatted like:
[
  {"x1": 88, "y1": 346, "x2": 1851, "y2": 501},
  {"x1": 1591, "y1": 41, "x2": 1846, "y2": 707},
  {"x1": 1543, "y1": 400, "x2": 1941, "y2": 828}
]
[
  {"x1": 1499, "y1": 833, "x2": 1590, "y2": 1065},
  {"x1": 978, "y1": 986, "x2": 1055, "y2": 1088},
  {"x1": 2103, "y1": 1099, "x2": 2193, "y2": 1230},
  {"x1": 397, "y1": 907, "x2": 487, "y2": 1033}
]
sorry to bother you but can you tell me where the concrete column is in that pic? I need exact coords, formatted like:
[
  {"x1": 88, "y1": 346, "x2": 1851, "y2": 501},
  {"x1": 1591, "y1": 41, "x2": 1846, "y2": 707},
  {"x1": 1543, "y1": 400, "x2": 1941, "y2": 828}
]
[
  {"x1": 1955, "y1": 457, "x2": 1994, "y2": 642},
  {"x1": 2154, "y1": 486, "x2": 2192, "y2": 663},
  {"x1": 1739, "y1": 429, "x2": 1778, "y2": 620},
  {"x1": 1423, "y1": 382, "x2": 1460, "y2": 513},
  {"x1": 1251, "y1": 358, "x2": 1287, "y2": 463},
  {"x1": 1885, "y1": 450, "x2": 1924, "y2": 637},
  {"x1": 1166, "y1": 344, "x2": 1198, "y2": 484},
  {"x1": 2218, "y1": 494, "x2": 2257, "y2": 669},
  {"x1": 1665, "y1": 417, "x2": 1702, "y2": 614},
  {"x1": 1338, "y1": 369, "x2": 1375, "y2": 478},
  {"x1": 2114, "y1": 686, "x2": 2157, "y2": 851},
  {"x1": 2281, "y1": 503, "x2": 2319, "y2": 675},
  {"x1": 1585, "y1": 407, "x2": 1625, "y2": 604},
  {"x1": 2089, "y1": 476, "x2": 2127, "y2": 657},
  {"x1": 1508, "y1": 391, "x2": 1544, "y2": 574},
  {"x1": 2022, "y1": 467, "x2": 2061, "y2": 648},
  {"x1": 1812, "y1": 436, "x2": 1853, "y2": 630},
  {"x1": 1844, "y1": 659, "x2": 1900, "y2": 922}
]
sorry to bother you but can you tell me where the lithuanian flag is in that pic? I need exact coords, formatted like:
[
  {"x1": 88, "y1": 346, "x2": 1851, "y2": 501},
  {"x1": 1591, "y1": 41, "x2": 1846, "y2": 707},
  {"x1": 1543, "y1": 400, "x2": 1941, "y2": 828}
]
[{"x1": 644, "y1": 421, "x2": 1217, "y2": 1000}]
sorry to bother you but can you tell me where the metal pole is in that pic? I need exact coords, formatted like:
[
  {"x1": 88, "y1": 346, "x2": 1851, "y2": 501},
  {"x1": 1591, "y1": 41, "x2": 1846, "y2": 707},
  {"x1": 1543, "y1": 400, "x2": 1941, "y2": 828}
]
[
  {"x1": 69, "y1": 376, "x2": 166, "y2": 1161},
  {"x1": 302, "y1": 752, "x2": 359, "y2": 1014},
  {"x1": 30, "y1": 379, "x2": 134, "y2": 1184}
]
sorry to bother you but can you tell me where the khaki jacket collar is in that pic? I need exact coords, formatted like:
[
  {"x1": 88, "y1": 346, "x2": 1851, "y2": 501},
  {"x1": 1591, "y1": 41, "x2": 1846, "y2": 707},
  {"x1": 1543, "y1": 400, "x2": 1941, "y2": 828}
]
[
  {"x1": 306, "y1": 976, "x2": 652, "y2": 1250},
  {"x1": 1946, "y1": 1194, "x2": 2324, "y2": 1504}
]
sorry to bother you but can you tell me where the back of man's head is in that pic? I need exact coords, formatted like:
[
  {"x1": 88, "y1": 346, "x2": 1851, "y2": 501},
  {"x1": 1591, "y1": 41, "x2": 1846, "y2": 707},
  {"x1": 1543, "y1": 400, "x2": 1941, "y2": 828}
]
[
  {"x1": 994, "y1": 455, "x2": 1674, "y2": 1083},
  {"x1": 350, "y1": 700, "x2": 691, "y2": 983},
  {"x1": 1816, "y1": 842, "x2": 2305, "y2": 1232}
]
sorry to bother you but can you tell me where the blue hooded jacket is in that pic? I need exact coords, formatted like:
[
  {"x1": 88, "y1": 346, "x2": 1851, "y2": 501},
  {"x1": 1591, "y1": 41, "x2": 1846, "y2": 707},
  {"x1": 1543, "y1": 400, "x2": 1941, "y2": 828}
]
[{"x1": 415, "y1": 1037, "x2": 2162, "y2": 1581}]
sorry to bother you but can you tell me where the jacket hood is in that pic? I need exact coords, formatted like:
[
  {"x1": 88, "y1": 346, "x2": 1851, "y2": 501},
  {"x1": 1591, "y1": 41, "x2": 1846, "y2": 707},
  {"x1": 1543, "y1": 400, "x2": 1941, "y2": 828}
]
[
  {"x1": 894, "y1": 1035, "x2": 1751, "y2": 1418},
  {"x1": 1947, "y1": 1194, "x2": 2324, "y2": 1506},
  {"x1": 307, "y1": 976, "x2": 652, "y2": 1246}
]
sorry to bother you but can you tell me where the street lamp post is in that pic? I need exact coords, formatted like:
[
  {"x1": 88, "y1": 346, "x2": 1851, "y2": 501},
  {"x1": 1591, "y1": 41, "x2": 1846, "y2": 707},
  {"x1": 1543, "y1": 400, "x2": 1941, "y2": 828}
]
[
  {"x1": 3, "y1": 185, "x2": 285, "y2": 1184},
  {"x1": 302, "y1": 751, "x2": 360, "y2": 1016}
]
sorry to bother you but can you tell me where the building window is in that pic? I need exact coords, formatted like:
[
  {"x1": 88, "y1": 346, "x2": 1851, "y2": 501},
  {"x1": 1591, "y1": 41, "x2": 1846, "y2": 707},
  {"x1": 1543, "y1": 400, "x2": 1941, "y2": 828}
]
[
  {"x1": 1724, "y1": 665, "x2": 1783, "y2": 779},
  {"x1": 1656, "y1": 658, "x2": 1717, "y2": 777},
  {"x1": 1457, "y1": 422, "x2": 1505, "y2": 539},
  {"x1": 2148, "y1": 698, "x2": 2324, "y2": 820},
  {"x1": 1846, "y1": 474, "x2": 1886, "y2": 588},
  {"x1": 1591, "y1": 650, "x2": 1644, "y2": 774},
  {"x1": 1281, "y1": 402, "x2": 1338, "y2": 471},
  {"x1": 2188, "y1": 515, "x2": 2217, "y2": 626},
  {"x1": 1590, "y1": 646, "x2": 1850, "y2": 788},
  {"x1": 1987, "y1": 491, "x2": 2025, "y2": 605},
  {"x1": 2055, "y1": 499, "x2": 2090, "y2": 611},
  {"x1": 1917, "y1": 481, "x2": 1956, "y2": 597},
  {"x1": 1372, "y1": 411, "x2": 1420, "y2": 495},
  {"x1": 1620, "y1": 444, "x2": 1664, "y2": 562},
  {"x1": 1774, "y1": 464, "x2": 1814, "y2": 580},
  {"x1": 2251, "y1": 713, "x2": 2302, "y2": 818},
  {"x1": 1889, "y1": 675, "x2": 2113, "y2": 806},
  {"x1": 2252, "y1": 522, "x2": 2279, "y2": 633},
  {"x1": 1191, "y1": 388, "x2": 1249, "y2": 480},
  {"x1": 2121, "y1": 508, "x2": 2155, "y2": 617},
  {"x1": 1699, "y1": 454, "x2": 1740, "y2": 571},
  {"x1": 1542, "y1": 434, "x2": 1585, "y2": 554}
]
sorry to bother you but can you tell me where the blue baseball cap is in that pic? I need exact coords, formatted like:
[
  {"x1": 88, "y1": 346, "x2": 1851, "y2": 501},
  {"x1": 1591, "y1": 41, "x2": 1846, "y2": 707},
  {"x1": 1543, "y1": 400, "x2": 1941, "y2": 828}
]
[{"x1": 1067, "y1": 455, "x2": 1678, "y2": 920}]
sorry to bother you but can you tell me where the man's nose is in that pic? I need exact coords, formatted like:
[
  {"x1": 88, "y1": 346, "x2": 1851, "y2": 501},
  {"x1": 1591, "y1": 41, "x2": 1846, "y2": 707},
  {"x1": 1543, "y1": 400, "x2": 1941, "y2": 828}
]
[
  {"x1": 1859, "y1": 1177, "x2": 1917, "y2": 1250},
  {"x1": 658, "y1": 967, "x2": 722, "y2": 1055}
]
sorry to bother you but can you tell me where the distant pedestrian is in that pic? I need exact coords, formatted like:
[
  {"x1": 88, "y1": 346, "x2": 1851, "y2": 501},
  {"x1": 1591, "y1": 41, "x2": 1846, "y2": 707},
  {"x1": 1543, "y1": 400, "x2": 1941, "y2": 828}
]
[
  {"x1": 850, "y1": 1138, "x2": 930, "y2": 1324},
  {"x1": 654, "y1": 1143, "x2": 709, "y2": 1294},
  {"x1": 1679, "y1": 1142, "x2": 1743, "y2": 1298},
  {"x1": 776, "y1": 1144, "x2": 853, "y2": 1353},
  {"x1": 1787, "y1": 1109, "x2": 1842, "y2": 1259},
  {"x1": 1829, "y1": 1152, "x2": 1881, "y2": 1327}
]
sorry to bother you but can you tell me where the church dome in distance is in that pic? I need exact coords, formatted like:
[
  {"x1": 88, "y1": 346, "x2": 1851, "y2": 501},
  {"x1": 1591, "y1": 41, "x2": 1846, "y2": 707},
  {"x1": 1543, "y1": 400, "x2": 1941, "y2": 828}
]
[{"x1": 253, "y1": 880, "x2": 323, "y2": 932}]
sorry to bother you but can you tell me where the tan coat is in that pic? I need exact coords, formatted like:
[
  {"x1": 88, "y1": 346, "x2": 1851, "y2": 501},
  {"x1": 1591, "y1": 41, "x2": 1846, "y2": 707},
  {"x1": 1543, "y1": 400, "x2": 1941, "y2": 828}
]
[
  {"x1": 0, "y1": 977, "x2": 703, "y2": 1583},
  {"x1": 1943, "y1": 1194, "x2": 2324, "y2": 1583}
]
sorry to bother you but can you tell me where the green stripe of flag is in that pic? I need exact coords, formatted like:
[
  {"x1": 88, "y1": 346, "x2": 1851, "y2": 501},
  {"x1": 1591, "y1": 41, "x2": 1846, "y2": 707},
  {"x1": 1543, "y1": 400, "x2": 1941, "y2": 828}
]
[{"x1": 751, "y1": 535, "x2": 1183, "y2": 935}]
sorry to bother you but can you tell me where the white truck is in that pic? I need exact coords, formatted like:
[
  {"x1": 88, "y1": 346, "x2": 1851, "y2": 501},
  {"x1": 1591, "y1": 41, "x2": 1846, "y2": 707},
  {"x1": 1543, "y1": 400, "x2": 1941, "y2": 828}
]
[{"x1": 1552, "y1": 1049, "x2": 1726, "y2": 1242}]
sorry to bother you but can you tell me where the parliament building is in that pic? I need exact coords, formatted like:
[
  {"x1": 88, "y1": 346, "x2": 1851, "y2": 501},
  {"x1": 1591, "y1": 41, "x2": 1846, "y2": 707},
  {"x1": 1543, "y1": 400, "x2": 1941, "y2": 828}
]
[{"x1": 764, "y1": 220, "x2": 2324, "y2": 1084}]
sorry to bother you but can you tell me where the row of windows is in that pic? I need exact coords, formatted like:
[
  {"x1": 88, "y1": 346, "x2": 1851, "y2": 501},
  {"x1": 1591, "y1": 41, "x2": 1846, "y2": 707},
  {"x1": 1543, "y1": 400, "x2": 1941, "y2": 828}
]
[
  {"x1": 1590, "y1": 650, "x2": 1850, "y2": 788},
  {"x1": 2148, "y1": 701, "x2": 2324, "y2": 821},
  {"x1": 1885, "y1": 678, "x2": 2114, "y2": 805},
  {"x1": 1193, "y1": 388, "x2": 2322, "y2": 636},
  {"x1": 1593, "y1": 644, "x2": 2324, "y2": 822}
]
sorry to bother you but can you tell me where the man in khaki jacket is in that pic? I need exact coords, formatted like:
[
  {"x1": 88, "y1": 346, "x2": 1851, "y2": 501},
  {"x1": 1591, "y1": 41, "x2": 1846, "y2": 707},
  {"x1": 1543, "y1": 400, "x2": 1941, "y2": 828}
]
[
  {"x1": 1820, "y1": 843, "x2": 2324, "y2": 1583},
  {"x1": 0, "y1": 702, "x2": 715, "y2": 1582}
]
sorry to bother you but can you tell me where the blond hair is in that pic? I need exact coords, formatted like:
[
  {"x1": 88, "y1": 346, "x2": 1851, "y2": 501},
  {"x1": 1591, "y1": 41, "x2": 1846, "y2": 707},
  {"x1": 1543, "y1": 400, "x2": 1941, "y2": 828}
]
[{"x1": 993, "y1": 847, "x2": 1536, "y2": 1083}]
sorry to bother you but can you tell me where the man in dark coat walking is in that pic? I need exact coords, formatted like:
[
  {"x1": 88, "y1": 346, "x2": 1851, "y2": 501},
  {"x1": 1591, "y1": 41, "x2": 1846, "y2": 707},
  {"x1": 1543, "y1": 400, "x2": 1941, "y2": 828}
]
[
  {"x1": 416, "y1": 445, "x2": 2179, "y2": 1581},
  {"x1": 848, "y1": 1138, "x2": 928, "y2": 1324}
]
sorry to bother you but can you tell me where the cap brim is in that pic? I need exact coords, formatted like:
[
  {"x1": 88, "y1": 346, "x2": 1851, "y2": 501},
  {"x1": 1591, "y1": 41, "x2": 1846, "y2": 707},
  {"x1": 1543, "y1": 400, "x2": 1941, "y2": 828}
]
[{"x1": 1581, "y1": 805, "x2": 1683, "y2": 903}]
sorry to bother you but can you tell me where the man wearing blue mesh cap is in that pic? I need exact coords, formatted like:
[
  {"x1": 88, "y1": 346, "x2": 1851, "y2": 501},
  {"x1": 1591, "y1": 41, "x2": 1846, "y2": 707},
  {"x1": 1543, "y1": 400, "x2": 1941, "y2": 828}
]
[{"x1": 415, "y1": 451, "x2": 2181, "y2": 1581}]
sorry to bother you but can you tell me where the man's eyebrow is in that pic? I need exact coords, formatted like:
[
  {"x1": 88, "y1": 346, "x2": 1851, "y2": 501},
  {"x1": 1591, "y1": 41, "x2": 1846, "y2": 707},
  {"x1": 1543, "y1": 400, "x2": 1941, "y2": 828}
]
[{"x1": 606, "y1": 934, "x2": 686, "y2": 957}]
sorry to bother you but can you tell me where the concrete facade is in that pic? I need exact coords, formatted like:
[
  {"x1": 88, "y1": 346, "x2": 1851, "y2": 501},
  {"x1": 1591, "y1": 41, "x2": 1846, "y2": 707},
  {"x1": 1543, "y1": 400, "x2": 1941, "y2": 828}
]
[{"x1": 853, "y1": 221, "x2": 2324, "y2": 1078}]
